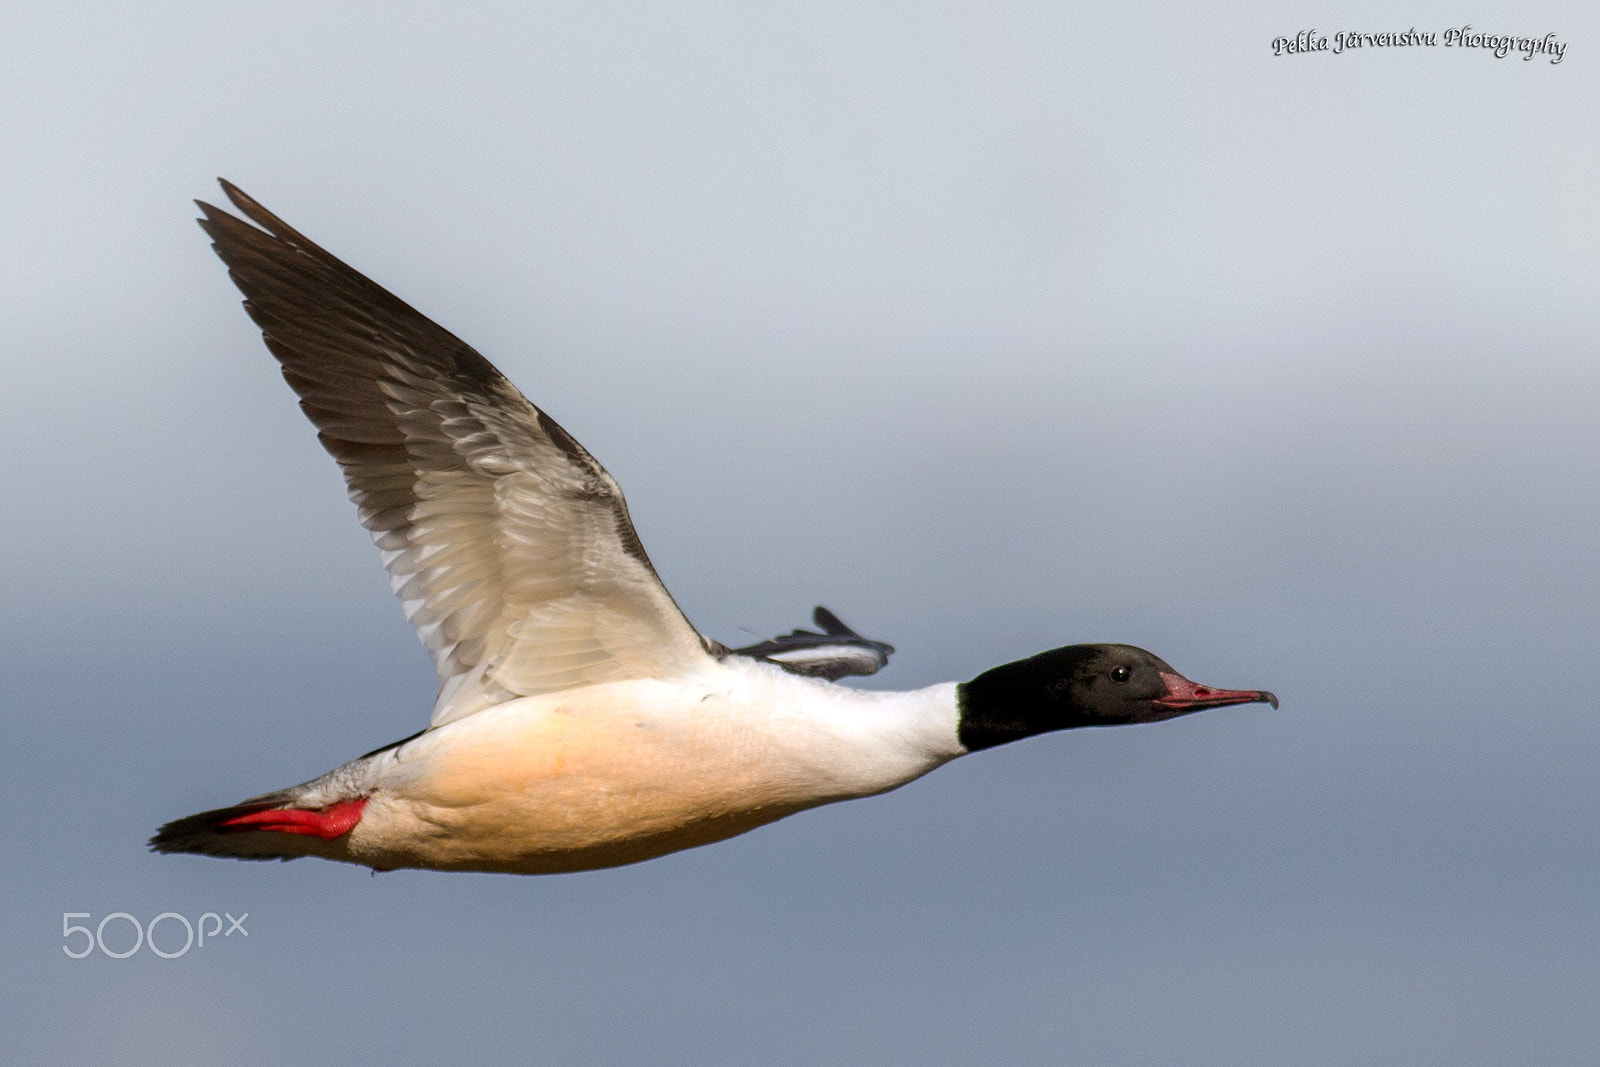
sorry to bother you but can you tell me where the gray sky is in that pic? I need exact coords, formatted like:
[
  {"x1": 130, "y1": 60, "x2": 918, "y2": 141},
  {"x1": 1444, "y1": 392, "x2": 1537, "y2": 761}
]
[{"x1": 6, "y1": 3, "x2": 1599, "y2": 1064}]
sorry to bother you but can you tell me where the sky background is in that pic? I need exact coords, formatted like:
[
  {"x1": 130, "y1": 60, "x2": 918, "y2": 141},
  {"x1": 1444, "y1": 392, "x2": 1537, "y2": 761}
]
[{"x1": 5, "y1": 2, "x2": 1599, "y2": 1064}]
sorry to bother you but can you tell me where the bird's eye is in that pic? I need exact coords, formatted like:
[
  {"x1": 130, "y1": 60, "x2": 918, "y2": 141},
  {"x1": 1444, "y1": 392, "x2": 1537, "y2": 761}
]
[{"x1": 1109, "y1": 666, "x2": 1131, "y2": 683}]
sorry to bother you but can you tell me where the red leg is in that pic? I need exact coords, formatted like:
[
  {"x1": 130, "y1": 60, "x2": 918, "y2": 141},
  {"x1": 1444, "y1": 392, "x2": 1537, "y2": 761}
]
[{"x1": 219, "y1": 798, "x2": 368, "y2": 839}]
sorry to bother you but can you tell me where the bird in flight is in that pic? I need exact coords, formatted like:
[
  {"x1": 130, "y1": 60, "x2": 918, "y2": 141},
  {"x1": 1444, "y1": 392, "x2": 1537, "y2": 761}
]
[{"x1": 151, "y1": 181, "x2": 1276, "y2": 875}]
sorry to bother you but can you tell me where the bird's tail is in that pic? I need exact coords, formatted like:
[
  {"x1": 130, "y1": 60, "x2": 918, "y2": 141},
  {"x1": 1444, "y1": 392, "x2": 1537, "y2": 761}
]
[{"x1": 149, "y1": 791, "x2": 368, "y2": 862}]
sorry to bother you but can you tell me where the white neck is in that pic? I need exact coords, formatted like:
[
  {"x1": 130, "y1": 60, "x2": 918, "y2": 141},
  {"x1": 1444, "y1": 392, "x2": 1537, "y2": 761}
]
[{"x1": 717, "y1": 658, "x2": 966, "y2": 800}]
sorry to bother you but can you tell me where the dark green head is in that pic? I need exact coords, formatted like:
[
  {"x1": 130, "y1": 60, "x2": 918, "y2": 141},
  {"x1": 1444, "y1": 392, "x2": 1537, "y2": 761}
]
[{"x1": 957, "y1": 643, "x2": 1277, "y2": 752}]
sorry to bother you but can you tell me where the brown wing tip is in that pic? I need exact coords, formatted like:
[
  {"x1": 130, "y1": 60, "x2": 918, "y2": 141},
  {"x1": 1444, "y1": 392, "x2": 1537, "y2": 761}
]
[
  {"x1": 196, "y1": 178, "x2": 321, "y2": 254},
  {"x1": 214, "y1": 178, "x2": 275, "y2": 229}
]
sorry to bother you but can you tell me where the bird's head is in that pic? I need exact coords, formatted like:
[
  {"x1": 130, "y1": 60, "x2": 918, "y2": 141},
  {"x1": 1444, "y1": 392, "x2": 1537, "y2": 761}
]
[{"x1": 957, "y1": 643, "x2": 1277, "y2": 752}]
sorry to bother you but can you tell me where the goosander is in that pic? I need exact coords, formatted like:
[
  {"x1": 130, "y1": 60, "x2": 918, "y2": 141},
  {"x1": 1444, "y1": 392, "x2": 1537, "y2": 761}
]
[{"x1": 151, "y1": 181, "x2": 1276, "y2": 876}]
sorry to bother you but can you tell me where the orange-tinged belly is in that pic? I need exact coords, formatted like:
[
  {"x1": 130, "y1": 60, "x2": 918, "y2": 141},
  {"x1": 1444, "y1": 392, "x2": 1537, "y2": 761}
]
[{"x1": 344, "y1": 695, "x2": 825, "y2": 874}]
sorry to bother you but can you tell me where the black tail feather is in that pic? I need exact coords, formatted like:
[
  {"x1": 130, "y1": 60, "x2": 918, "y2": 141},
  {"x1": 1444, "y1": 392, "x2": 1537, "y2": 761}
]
[{"x1": 148, "y1": 792, "x2": 304, "y2": 862}]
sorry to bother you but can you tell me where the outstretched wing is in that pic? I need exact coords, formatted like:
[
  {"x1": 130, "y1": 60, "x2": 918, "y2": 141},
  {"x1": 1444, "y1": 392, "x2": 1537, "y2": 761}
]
[
  {"x1": 730, "y1": 606, "x2": 894, "y2": 681},
  {"x1": 199, "y1": 180, "x2": 720, "y2": 726}
]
